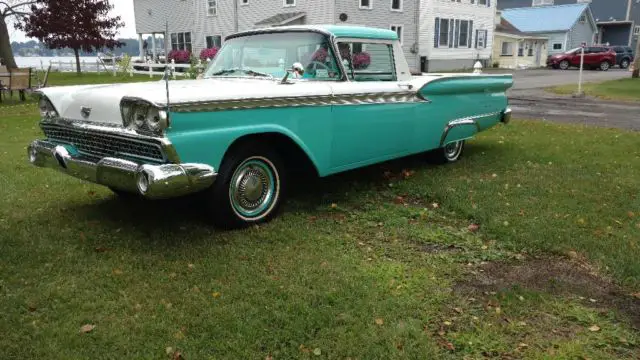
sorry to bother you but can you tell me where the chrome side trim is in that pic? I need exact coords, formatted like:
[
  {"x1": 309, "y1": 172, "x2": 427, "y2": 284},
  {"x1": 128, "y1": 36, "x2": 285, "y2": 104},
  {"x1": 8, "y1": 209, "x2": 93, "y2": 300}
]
[
  {"x1": 168, "y1": 91, "x2": 428, "y2": 113},
  {"x1": 439, "y1": 112, "x2": 499, "y2": 147}
]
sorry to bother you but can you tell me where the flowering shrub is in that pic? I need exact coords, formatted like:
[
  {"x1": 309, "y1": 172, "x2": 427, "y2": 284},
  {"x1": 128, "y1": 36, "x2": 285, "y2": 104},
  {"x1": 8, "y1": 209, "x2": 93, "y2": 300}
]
[
  {"x1": 168, "y1": 49, "x2": 191, "y2": 64},
  {"x1": 199, "y1": 47, "x2": 219, "y2": 61},
  {"x1": 352, "y1": 52, "x2": 371, "y2": 70},
  {"x1": 311, "y1": 48, "x2": 328, "y2": 63}
]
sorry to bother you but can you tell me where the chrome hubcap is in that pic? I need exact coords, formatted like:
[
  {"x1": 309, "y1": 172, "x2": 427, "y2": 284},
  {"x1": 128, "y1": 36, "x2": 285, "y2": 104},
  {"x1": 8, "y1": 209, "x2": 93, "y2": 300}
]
[
  {"x1": 444, "y1": 141, "x2": 463, "y2": 160},
  {"x1": 229, "y1": 157, "x2": 278, "y2": 219}
]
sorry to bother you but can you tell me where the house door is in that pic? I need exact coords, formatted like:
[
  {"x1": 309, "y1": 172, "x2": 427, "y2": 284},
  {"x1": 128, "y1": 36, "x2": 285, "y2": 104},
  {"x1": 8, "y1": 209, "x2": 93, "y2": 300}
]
[{"x1": 534, "y1": 43, "x2": 542, "y2": 66}]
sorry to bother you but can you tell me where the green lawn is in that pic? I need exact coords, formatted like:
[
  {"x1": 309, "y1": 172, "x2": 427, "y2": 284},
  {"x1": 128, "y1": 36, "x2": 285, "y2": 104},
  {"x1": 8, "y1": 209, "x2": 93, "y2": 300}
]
[
  {"x1": 548, "y1": 78, "x2": 640, "y2": 101},
  {"x1": 1, "y1": 75, "x2": 640, "y2": 358}
]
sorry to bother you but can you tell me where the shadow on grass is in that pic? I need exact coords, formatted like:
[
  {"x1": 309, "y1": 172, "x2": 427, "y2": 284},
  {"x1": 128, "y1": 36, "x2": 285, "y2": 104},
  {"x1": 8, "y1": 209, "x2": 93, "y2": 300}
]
[{"x1": 50, "y1": 142, "x2": 503, "y2": 243}]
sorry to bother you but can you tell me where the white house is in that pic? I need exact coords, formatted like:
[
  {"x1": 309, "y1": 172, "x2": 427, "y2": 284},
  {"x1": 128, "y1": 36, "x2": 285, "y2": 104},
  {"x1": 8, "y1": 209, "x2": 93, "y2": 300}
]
[
  {"x1": 133, "y1": 0, "x2": 497, "y2": 72},
  {"x1": 418, "y1": 0, "x2": 497, "y2": 72}
]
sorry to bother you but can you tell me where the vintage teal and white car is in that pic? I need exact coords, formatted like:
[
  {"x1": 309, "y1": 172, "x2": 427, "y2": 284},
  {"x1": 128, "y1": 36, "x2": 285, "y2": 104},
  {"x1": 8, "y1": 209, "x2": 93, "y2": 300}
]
[{"x1": 28, "y1": 25, "x2": 513, "y2": 228}]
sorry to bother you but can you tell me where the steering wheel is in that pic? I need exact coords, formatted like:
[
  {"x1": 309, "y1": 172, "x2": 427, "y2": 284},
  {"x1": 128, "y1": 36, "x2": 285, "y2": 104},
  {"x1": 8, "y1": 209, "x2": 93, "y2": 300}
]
[{"x1": 308, "y1": 61, "x2": 331, "y2": 71}]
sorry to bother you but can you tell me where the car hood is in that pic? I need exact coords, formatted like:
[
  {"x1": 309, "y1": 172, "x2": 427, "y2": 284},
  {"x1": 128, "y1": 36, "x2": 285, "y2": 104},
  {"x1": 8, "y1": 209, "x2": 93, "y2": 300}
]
[{"x1": 39, "y1": 78, "x2": 334, "y2": 126}]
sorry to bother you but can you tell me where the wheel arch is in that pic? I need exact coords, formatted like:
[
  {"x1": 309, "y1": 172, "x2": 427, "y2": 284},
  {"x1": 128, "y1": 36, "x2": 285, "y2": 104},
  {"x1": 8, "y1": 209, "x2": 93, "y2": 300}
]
[{"x1": 223, "y1": 131, "x2": 320, "y2": 178}]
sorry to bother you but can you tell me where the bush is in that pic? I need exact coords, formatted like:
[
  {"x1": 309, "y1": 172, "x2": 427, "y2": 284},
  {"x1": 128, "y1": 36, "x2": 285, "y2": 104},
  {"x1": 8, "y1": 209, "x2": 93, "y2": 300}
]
[
  {"x1": 168, "y1": 50, "x2": 191, "y2": 64},
  {"x1": 199, "y1": 48, "x2": 219, "y2": 61}
]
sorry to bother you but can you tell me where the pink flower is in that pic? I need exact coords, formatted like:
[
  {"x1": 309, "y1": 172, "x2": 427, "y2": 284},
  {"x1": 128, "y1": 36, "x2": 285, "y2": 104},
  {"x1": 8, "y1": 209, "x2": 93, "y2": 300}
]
[
  {"x1": 352, "y1": 52, "x2": 371, "y2": 70},
  {"x1": 168, "y1": 50, "x2": 191, "y2": 63},
  {"x1": 311, "y1": 48, "x2": 328, "y2": 63},
  {"x1": 199, "y1": 47, "x2": 219, "y2": 61}
]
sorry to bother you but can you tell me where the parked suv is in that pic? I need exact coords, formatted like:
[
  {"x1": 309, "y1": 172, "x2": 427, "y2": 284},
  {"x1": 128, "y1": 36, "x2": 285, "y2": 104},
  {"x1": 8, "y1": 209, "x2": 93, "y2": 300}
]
[
  {"x1": 547, "y1": 46, "x2": 616, "y2": 71},
  {"x1": 610, "y1": 46, "x2": 634, "y2": 69}
]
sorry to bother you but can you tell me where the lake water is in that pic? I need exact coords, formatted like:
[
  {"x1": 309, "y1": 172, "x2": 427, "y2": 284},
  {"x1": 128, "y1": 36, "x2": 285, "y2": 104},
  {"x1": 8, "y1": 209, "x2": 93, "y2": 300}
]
[{"x1": 15, "y1": 56, "x2": 101, "y2": 69}]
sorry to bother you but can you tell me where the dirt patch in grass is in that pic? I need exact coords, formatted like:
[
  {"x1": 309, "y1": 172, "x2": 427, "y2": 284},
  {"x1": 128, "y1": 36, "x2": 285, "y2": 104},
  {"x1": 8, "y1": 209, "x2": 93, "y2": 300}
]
[{"x1": 456, "y1": 256, "x2": 640, "y2": 329}]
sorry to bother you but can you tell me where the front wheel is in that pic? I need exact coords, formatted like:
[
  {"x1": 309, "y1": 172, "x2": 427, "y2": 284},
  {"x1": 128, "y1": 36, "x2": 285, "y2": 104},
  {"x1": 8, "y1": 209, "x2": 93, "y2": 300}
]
[
  {"x1": 599, "y1": 61, "x2": 611, "y2": 71},
  {"x1": 620, "y1": 59, "x2": 630, "y2": 69},
  {"x1": 559, "y1": 60, "x2": 570, "y2": 70},
  {"x1": 205, "y1": 144, "x2": 286, "y2": 229},
  {"x1": 428, "y1": 140, "x2": 465, "y2": 164}
]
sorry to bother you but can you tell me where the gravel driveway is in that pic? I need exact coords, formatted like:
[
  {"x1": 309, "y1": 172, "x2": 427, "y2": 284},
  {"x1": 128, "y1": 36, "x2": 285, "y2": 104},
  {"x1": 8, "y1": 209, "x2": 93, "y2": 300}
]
[{"x1": 499, "y1": 68, "x2": 640, "y2": 131}]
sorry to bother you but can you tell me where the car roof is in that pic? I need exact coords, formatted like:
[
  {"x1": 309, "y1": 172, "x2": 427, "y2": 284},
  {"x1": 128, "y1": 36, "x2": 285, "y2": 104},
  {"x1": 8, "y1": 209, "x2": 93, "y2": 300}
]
[{"x1": 227, "y1": 25, "x2": 399, "y2": 41}]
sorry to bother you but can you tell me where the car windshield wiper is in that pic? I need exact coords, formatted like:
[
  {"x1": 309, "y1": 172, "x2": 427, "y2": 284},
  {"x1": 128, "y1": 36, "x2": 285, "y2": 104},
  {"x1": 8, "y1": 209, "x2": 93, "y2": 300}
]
[{"x1": 210, "y1": 68, "x2": 273, "y2": 79}]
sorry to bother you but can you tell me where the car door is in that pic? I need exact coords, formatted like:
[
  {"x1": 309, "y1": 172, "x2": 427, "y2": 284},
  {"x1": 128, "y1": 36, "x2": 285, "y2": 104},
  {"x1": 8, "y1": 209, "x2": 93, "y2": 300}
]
[{"x1": 327, "y1": 39, "x2": 417, "y2": 170}]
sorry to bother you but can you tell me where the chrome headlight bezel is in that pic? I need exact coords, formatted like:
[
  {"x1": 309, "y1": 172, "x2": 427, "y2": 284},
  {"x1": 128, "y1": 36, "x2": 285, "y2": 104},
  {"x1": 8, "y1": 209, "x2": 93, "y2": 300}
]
[
  {"x1": 120, "y1": 98, "x2": 169, "y2": 135},
  {"x1": 38, "y1": 95, "x2": 59, "y2": 119}
]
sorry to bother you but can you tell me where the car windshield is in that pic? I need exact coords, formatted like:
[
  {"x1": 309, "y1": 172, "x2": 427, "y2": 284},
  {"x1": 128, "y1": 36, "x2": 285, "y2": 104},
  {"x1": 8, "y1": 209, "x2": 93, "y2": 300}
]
[
  {"x1": 564, "y1": 47, "x2": 582, "y2": 54},
  {"x1": 203, "y1": 32, "x2": 343, "y2": 81}
]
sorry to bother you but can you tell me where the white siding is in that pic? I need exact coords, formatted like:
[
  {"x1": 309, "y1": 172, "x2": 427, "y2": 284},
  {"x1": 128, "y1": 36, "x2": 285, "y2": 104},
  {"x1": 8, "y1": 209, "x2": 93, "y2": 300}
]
[
  {"x1": 419, "y1": 0, "x2": 496, "y2": 70},
  {"x1": 134, "y1": 0, "x2": 194, "y2": 34},
  {"x1": 334, "y1": 0, "x2": 419, "y2": 72},
  {"x1": 238, "y1": 0, "x2": 334, "y2": 31}
]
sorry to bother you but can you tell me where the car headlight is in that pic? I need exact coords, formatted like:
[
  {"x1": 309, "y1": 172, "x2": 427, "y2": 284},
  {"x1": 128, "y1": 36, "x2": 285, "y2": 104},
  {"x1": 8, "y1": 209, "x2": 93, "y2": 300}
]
[
  {"x1": 120, "y1": 98, "x2": 169, "y2": 135},
  {"x1": 38, "y1": 96, "x2": 58, "y2": 119}
]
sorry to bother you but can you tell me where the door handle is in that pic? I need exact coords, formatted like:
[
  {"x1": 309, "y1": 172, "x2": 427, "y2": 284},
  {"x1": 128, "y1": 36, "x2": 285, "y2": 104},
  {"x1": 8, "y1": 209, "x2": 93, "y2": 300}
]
[{"x1": 398, "y1": 83, "x2": 413, "y2": 90}]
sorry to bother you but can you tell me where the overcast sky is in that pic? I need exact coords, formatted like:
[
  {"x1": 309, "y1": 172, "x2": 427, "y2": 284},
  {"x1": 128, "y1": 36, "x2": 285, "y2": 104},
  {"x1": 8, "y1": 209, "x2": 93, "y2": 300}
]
[{"x1": 9, "y1": 0, "x2": 137, "y2": 42}]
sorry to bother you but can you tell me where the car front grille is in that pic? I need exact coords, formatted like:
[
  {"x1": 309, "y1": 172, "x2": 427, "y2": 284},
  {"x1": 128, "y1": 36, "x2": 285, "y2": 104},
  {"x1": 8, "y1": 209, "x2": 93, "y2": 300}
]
[{"x1": 41, "y1": 123, "x2": 166, "y2": 162}]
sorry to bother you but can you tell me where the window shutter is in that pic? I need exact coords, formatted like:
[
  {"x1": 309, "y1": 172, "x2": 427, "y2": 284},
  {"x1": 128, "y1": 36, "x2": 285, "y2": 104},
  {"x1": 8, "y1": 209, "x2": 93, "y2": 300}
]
[
  {"x1": 468, "y1": 20, "x2": 473, "y2": 48},
  {"x1": 448, "y1": 19, "x2": 454, "y2": 48},
  {"x1": 484, "y1": 30, "x2": 488, "y2": 48},
  {"x1": 487, "y1": 0, "x2": 491, "y2": 7},
  {"x1": 475, "y1": 29, "x2": 479, "y2": 48},
  {"x1": 434, "y1": 17, "x2": 440, "y2": 48},
  {"x1": 454, "y1": 19, "x2": 460, "y2": 48}
]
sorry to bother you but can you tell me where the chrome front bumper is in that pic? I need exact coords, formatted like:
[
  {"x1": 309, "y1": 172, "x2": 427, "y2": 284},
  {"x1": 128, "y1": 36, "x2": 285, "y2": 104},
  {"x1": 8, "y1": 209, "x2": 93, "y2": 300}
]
[
  {"x1": 501, "y1": 107, "x2": 512, "y2": 124},
  {"x1": 28, "y1": 139, "x2": 217, "y2": 199}
]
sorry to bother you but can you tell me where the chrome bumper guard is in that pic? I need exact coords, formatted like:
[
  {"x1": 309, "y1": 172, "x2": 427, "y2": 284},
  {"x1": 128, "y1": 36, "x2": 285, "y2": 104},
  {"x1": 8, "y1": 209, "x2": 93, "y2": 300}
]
[
  {"x1": 501, "y1": 107, "x2": 512, "y2": 124},
  {"x1": 28, "y1": 139, "x2": 217, "y2": 199}
]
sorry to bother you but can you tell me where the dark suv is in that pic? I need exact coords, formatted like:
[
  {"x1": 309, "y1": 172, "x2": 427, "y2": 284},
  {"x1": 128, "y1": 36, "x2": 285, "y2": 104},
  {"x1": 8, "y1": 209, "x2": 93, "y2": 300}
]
[
  {"x1": 547, "y1": 46, "x2": 616, "y2": 71},
  {"x1": 610, "y1": 46, "x2": 634, "y2": 69}
]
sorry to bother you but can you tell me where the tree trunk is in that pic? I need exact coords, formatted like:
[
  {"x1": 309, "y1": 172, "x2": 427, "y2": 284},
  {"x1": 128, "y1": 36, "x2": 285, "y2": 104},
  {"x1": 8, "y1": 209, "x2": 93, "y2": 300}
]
[
  {"x1": 632, "y1": 37, "x2": 640, "y2": 79},
  {"x1": 74, "y1": 48, "x2": 81, "y2": 74},
  {"x1": 0, "y1": 16, "x2": 17, "y2": 69}
]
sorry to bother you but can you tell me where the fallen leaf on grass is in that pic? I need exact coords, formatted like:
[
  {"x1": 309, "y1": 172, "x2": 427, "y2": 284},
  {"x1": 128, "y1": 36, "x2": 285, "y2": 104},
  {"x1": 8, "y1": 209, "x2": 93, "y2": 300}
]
[
  {"x1": 212, "y1": 292, "x2": 221, "y2": 298},
  {"x1": 588, "y1": 325, "x2": 601, "y2": 332},
  {"x1": 330, "y1": 203, "x2": 337, "y2": 209},
  {"x1": 313, "y1": 348, "x2": 322, "y2": 356},
  {"x1": 375, "y1": 318, "x2": 384, "y2": 325},
  {"x1": 265, "y1": 355, "x2": 273, "y2": 360},
  {"x1": 94, "y1": 246, "x2": 110, "y2": 253},
  {"x1": 112, "y1": 269, "x2": 123, "y2": 275},
  {"x1": 628, "y1": 211, "x2": 635, "y2": 218},
  {"x1": 172, "y1": 351, "x2": 184, "y2": 360},
  {"x1": 467, "y1": 224, "x2": 480, "y2": 232},
  {"x1": 79, "y1": 324, "x2": 95, "y2": 333},
  {"x1": 393, "y1": 196, "x2": 405, "y2": 205},
  {"x1": 174, "y1": 330, "x2": 185, "y2": 340},
  {"x1": 431, "y1": 202, "x2": 439, "y2": 209}
]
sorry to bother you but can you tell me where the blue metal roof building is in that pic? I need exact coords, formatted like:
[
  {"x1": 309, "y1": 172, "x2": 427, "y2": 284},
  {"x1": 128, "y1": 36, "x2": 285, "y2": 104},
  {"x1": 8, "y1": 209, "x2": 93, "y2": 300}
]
[{"x1": 501, "y1": 4, "x2": 598, "y2": 54}]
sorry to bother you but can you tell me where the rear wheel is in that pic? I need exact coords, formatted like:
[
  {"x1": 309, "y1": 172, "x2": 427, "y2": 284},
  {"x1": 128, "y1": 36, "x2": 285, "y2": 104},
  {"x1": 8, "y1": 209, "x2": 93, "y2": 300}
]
[
  {"x1": 620, "y1": 59, "x2": 630, "y2": 69},
  {"x1": 599, "y1": 61, "x2": 611, "y2": 71},
  {"x1": 559, "y1": 60, "x2": 570, "y2": 70},
  {"x1": 428, "y1": 140, "x2": 465, "y2": 164},
  {"x1": 205, "y1": 144, "x2": 286, "y2": 229}
]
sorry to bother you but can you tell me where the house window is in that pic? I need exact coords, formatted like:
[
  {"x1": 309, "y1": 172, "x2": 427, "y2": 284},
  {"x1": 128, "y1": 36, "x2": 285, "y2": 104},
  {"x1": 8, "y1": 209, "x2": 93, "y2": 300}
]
[
  {"x1": 477, "y1": 29, "x2": 486, "y2": 48},
  {"x1": 284, "y1": 0, "x2": 295, "y2": 7},
  {"x1": 337, "y1": 41, "x2": 396, "y2": 81},
  {"x1": 501, "y1": 41, "x2": 514, "y2": 56},
  {"x1": 171, "y1": 32, "x2": 192, "y2": 52},
  {"x1": 579, "y1": 14, "x2": 586, "y2": 23},
  {"x1": 478, "y1": 0, "x2": 488, "y2": 5},
  {"x1": 206, "y1": 35, "x2": 222, "y2": 48},
  {"x1": 527, "y1": 45, "x2": 533, "y2": 56},
  {"x1": 207, "y1": 0, "x2": 217, "y2": 16},
  {"x1": 390, "y1": 25, "x2": 403, "y2": 44},
  {"x1": 359, "y1": 0, "x2": 372, "y2": 9},
  {"x1": 241, "y1": 0, "x2": 248, "y2": 4},
  {"x1": 552, "y1": 42, "x2": 563, "y2": 50},
  {"x1": 438, "y1": 19, "x2": 449, "y2": 47},
  {"x1": 391, "y1": 0, "x2": 402, "y2": 11},
  {"x1": 458, "y1": 20, "x2": 471, "y2": 47},
  {"x1": 634, "y1": 26, "x2": 640, "y2": 35},
  {"x1": 532, "y1": 0, "x2": 553, "y2": 5}
]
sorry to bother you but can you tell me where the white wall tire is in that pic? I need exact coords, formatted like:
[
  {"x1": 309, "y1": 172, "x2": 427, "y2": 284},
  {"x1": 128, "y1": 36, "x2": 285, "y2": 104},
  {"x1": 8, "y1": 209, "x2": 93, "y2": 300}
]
[{"x1": 428, "y1": 140, "x2": 465, "y2": 164}]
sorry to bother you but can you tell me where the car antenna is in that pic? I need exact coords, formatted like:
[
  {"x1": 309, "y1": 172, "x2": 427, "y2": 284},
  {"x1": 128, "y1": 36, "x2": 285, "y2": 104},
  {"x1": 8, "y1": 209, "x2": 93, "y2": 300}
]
[{"x1": 163, "y1": 20, "x2": 171, "y2": 115}]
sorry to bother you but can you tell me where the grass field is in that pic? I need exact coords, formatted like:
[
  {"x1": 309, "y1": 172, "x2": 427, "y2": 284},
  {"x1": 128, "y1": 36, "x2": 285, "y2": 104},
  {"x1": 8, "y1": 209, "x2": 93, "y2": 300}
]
[
  {"x1": 1, "y1": 75, "x2": 639, "y2": 359},
  {"x1": 548, "y1": 78, "x2": 640, "y2": 101}
]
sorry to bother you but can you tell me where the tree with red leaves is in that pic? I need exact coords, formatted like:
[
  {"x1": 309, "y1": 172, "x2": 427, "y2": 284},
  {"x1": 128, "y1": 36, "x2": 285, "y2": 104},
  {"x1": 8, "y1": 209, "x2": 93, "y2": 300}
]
[{"x1": 18, "y1": 0, "x2": 123, "y2": 74}]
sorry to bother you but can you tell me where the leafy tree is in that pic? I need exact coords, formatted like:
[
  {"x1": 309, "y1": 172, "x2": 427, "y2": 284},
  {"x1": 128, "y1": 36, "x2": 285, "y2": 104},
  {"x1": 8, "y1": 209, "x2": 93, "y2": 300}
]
[
  {"x1": 18, "y1": 0, "x2": 124, "y2": 73},
  {"x1": 0, "y1": 1, "x2": 37, "y2": 68}
]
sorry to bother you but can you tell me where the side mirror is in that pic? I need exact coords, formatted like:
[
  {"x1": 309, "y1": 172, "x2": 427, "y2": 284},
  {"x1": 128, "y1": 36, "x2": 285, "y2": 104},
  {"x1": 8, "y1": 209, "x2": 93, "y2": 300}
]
[{"x1": 280, "y1": 62, "x2": 305, "y2": 84}]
